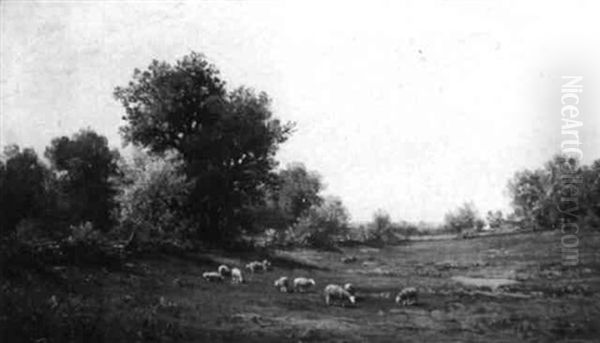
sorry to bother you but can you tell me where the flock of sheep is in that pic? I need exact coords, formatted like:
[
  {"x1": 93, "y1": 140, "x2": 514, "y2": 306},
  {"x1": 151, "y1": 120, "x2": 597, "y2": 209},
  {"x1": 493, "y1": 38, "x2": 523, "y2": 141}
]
[{"x1": 202, "y1": 259, "x2": 418, "y2": 307}]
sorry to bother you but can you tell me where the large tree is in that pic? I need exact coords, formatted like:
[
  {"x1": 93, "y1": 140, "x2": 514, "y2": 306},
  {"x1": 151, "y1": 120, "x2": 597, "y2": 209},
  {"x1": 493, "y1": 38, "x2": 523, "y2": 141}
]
[
  {"x1": 114, "y1": 52, "x2": 293, "y2": 242},
  {"x1": 45, "y1": 129, "x2": 121, "y2": 231}
]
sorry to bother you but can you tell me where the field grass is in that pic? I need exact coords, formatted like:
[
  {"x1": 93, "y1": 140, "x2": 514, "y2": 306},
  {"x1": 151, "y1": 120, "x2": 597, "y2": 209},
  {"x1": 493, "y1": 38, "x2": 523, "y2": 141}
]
[{"x1": 2, "y1": 230, "x2": 600, "y2": 342}]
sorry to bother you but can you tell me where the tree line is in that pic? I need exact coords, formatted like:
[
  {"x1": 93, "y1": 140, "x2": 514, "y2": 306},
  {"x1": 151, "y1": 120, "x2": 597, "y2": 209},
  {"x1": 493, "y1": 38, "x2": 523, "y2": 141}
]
[
  {"x1": 0, "y1": 52, "x2": 350, "y2": 250},
  {"x1": 1, "y1": 52, "x2": 599, "y2": 253}
]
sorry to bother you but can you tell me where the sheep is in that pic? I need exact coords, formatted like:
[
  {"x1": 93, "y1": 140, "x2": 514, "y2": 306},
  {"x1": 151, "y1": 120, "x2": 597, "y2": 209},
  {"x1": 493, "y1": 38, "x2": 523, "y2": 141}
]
[
  {"x1": 274, "y1": 276, "x2": 290, "y2": 292},
  {"x1": 231, "y1": 267, "x2": 244, "y2": 284},
  {"x1": 395, "y1": 287, "x2": 418, "y2": 306},
  {"x1": 246, "y1": 260, "x2": 271, "y2": 273},
  {"x1": 293, "y1": 277, "x2": 316, "y2": 293},
  {"x1": 343, "y1": 283, "x2": 356, "y2": 295},
  {"x1": 246, "y1": 261, "x2": 264, "y2": 273},
  {"x1": 324, "y1": 284, "x2": 356, "y2": 306},
  {"x1": 202, "y1": 271, "x2": 224, "y2": 282},
  {"x1": 218, "y1": 264, "x2": 231, "y2": 277},
  {"x1": 262, "y1": 259, "x2": 273, "y2": 271}
]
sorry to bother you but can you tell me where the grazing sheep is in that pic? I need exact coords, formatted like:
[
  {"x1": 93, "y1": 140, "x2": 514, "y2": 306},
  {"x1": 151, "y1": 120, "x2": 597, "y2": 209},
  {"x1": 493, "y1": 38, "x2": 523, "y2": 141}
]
[
  {"x1": 274, "y1": 276, "x2": 290, "y2": 292},
  {"x1": 324, "y1": 284, "x2": 356, "y2": 306},
  {"x1": 246, "y1": 260, "x2": 271, "y2": 273},
  {"x1": 202, "y1": 271, "x2": 224, "y2": 282},
  {"x1": 218, "y1": 264, "x2": 231, "y2": 277},
  {"x1": 231, "y1": 267, "x2": 244, "y2": 284},
  {"x1": 262, "y1": 259, "x2": 272, "y2": 271},
  {"x1": 343, "y1": 283, "x2": 356, "y2": 295},
  {"x1": 395, "y1": 287, "x2": 418, "y2": 306},
  {"x1": 246, "y1": 261, "x2": 264, "y2": 273},
  {"x1": 293, "y1": 277, "x2": 316, "y2": 293}
]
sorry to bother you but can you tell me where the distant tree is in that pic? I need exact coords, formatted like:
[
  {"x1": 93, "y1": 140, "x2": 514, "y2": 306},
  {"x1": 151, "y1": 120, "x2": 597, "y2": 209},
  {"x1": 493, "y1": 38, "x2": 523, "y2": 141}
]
[
  {"x1": 444, "y1": 202, "x2": 483, "y2": 233},
  {"x1": 114, "y1": 52, "x2": 294, "y2": 243},
  {"x1": 367, "y1": 209, "x2": 396, "y2": 242},
  {"x1": 117, "y1": 151, "x2": 194, "y2": 244},
  {"x1": 507, "y1": 154, "x2": 583, "y2": 230},
  {"x1": 0, "y1": 145, "x2": 50, "y2": 235},
  {"x1": 507, "y1": 168, "x2": 550, "y2": 230},
  {"x1": 580, "y1": 159, "x2": 600, "y2": 221},
  {"x1": 395, "y1": 220, "x2": 419, "y2": 237},
  {"x1": 45, "y1": 129, "x2": 121, "y2": 231},
  {"x1": 486, "y1": 210, "x2": 504, "y2": 229},
  {"x1": 295, "y1": 196, "x2": 349, "y2": 248}
]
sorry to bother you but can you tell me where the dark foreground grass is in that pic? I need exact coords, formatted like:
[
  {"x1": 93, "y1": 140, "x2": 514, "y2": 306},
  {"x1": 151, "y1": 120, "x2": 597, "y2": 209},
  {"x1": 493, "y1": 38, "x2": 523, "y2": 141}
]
[{"x1": 2, "y1": 230, "x2": 600, "y2": 342}]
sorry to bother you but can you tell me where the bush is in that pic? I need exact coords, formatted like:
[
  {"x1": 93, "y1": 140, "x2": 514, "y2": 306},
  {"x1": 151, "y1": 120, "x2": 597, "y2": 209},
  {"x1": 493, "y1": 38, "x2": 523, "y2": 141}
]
[
  {"x1": 293, "y1": 196, "x2": 349, "y2": 248},
  {"x1": 486, "y1": 210, "x2": 504, "y2": 229},
  {"x1": 365, "y1": 210, "x2": 398, "y2": 243},
  {"x1": 67, "y1": 221, "x2": 102, "y2": 244},
  {"x1": 444, "y1": 202, "x2": 484, "y2": 233}
]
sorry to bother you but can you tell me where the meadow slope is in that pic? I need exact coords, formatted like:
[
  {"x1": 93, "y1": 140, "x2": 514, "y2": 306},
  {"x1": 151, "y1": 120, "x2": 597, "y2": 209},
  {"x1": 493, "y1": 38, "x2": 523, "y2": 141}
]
[{"x1": 2, "y1": 230, "x2": 599, "y2": 342}]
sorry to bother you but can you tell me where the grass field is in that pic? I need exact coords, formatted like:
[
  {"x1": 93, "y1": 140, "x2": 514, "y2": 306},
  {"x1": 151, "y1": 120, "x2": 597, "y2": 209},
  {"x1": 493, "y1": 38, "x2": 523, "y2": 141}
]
[{"x1": 2, "y1": 230, "x2": 600, "y2": 342}]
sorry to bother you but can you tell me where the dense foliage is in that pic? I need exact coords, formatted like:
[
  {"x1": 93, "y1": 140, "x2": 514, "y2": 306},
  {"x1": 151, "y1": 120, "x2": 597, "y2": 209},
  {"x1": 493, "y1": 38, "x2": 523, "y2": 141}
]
[
  {"x1": 117, "y1": 151, "x2": 194, "y2": 244},
  {"x1": 114, "y1": 52, "x2": 294, "y2": 243},
  {"x1": 0, "y1": 146, "x2": 51, "y2": 235},
  {"x1": 443, "y1": 202, "x2": 485, "y2": 233},
  {"x1": 294, "y1": 196, "x2": 350, "y2": 248},
  {"x1": 45, "y1": 129, "x2": 121, "y2": 231},
  {"x1": 508, "y1": 155, "x2": 600, "y2": 230}
]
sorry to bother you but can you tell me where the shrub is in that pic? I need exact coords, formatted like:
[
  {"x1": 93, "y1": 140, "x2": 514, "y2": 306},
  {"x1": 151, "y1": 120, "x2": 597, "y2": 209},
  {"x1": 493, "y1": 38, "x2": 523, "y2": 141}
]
[
  {"x1": 365, "y1": 210, "x2": 397, "y2": 243},
  {"x1": 486, "y1": 210, "x2": 504, "y2": 229},
  {"x1": 294, "y1": 196, "x2": 349, "y2": 248},
  {"x1": 444, "y1": 202, "x2": 483, "y2": 233}
]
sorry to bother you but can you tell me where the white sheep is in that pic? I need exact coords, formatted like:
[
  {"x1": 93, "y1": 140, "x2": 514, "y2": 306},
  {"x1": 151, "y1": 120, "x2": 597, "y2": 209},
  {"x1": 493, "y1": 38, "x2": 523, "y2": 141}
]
[
  {"x1": 218, "y1": 264, "x2": 231, "y2": 277},
  {"x1": 343, "y1": 283, "x2": 356, "y2": 295},
  {"x1": 293, "y1": 277, "x2": 316, "y2": 293},
  {"x1": 262, "y1": 259, "x2": 272, "y2": 271},
  {"x1": 202, "y1": 271, "x2": 224, "y2": 282},
  {"x1": 231, "y1": 267, "x2": 244, "y2": 284},
  {"x1": 324, "y1": 284, "x2": 356, "y2": 306},
  {"x1": 245, "y1": 261, "x2": 263, "y2": 273},
  {"x1": 395, "y1": 287, "x2": 418, "y2": 306},
  {"x1": 246, "y1": 260, "x2": 271, "y2": 273},
  {"x1": 274, "y1": 276, "x2": 290, "y2": 292}
]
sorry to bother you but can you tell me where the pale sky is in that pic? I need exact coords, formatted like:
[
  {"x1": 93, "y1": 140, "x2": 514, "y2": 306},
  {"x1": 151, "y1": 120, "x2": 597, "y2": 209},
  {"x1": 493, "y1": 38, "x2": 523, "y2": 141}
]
[{"x1": 1, "y1": 0, "x2": 599, "y2": 223}]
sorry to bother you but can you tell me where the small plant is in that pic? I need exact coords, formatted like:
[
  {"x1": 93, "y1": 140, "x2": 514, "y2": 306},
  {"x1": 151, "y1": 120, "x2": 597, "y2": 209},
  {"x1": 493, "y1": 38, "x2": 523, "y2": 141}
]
[{"x1": 68, "y1": 222, "x2": 101, "y2": 244}]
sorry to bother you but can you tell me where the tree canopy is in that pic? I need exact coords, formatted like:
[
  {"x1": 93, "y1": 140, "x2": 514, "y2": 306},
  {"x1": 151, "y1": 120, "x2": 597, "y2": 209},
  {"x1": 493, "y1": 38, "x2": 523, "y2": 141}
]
[
  {"x1": 114, "y1": 52, "x2": 294, "y2": 242},
  {"x1": 45, "y1": 129, "x2": 121, "y2": 231},
  {"x1": 508, "y1": 155, "x2": 600, "y2": 230},
  {"x1": 0, "y1": 145, "x2": 50, "y2": 234}
]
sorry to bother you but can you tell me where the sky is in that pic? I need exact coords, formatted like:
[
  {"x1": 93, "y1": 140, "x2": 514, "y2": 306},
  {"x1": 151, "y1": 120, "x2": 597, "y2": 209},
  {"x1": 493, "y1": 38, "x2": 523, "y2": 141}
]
[{"x1": 1, "y1": 0, "x2": 599, "y2": 223}]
